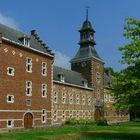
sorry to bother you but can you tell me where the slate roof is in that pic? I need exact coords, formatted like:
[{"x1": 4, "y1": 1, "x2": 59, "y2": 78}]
[
  {"x1": 79, "y1": 20, "x2": 95, "y2": 32},
  {"x1": 53, "y1": 65, "x2": 91, "y2": 88},
  {"x1": 70, "y1": 45, "x2": 104, "y2": 63},
  {"x1": 0, "y1": 23, "x2": 53, "y2": 56},
  {"x1": 53, "y1": 65, "x2": 111, "y2": 88}
]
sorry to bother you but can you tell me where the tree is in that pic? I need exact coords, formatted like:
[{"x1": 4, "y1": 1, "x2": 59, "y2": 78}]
[{"x1": 112, "y1": 17, "x2": 140, "y2": 120}]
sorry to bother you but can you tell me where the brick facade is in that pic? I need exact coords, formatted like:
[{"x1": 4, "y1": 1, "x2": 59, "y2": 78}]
[{"x1": 0, "y1": 39, "x2": 53, "y2": 129}]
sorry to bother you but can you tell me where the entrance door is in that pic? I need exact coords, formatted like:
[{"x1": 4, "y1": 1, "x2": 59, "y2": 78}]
[
  {"x1": 24, "y1": 113, "x2": 33, "y2": 129},
  {"x1": 94, "y1": 109, "x2": 101, "y2": 120}
]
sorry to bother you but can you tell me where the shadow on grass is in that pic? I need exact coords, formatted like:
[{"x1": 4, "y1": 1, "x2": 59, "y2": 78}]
[{"x1": 81, "y1": 131, "x2": 140, "y2": 140}]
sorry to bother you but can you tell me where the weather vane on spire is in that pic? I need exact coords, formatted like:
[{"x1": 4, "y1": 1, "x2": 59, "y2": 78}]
[{"x1": 86, "y1": 6, "x2": 90, "y2": 21}]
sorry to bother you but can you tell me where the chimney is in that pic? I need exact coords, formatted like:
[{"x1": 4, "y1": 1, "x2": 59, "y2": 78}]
[{"x1": 31, "y1": 30, "x2": 36, "y2": 36}]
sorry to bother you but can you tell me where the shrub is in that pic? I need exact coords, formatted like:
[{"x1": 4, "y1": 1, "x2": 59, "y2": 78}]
[
  {"x1": 95, "y1": 118, "x2": 108, "y2": 126},
  {"x1": 133, "y1": 118, "x2": 140, "y2": 122},
  {"x1": 64, "y1": 118, "x2": 96, "y2": 125}
]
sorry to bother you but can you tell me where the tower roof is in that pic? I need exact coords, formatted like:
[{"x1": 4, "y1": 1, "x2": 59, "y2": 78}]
[
  {"x1": 79, "y1": 20, "x2": 95, "y2": 32},
  {"x1": 70, "y1": 45, "x2": 104, "y2": 63}
]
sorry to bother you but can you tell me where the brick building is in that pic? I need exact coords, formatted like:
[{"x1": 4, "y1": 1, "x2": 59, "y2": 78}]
[
  {"x1": 0, "y1": 12, "x2": 129, "y2": 130},
  {"x1": 0, "y1": 24, "x2": 54, "y2": 129}
]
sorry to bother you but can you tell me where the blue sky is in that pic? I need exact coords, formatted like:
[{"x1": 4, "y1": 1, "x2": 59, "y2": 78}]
[{"x1": 0, "y1": 0, "x2": 140, "y2": 71}]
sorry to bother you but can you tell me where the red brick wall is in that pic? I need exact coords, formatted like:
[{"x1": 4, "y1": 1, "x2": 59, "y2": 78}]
[{"x1": 0, "y1": 40, "x2": 53, "y2": 129}]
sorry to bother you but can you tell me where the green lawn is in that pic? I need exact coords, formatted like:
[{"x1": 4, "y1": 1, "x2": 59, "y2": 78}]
[{"x1": 0, "y1": 122, "x2": 140, "y2": 140}]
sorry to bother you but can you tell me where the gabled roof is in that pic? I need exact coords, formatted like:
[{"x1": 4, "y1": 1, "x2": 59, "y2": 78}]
[
  {"x1": 0, "y1": 23, "x2": 54, "y2": 57},
  {"x1": 70, "y1": 45, "x2": 104, "y2": 63},
  {"x1": 53, "y1": 65, "x2": 91, "y2": 88}
]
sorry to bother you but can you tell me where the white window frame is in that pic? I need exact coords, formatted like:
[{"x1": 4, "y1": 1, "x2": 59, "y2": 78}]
[
  {"x1": 26, "y1": 57, "x2": 32, "y2": 73},
  {"x1": 26, "y1": 81, "x2": 32, "y2": 96},
  {"x1": 76, "y1": 94, "x2": 80, "y2": 104},
  {"x1": 53, "y1": 110, "x2": 57, "y2": 121},
  {"x1": 82, "y1": 95, "x2": 85, "y2": 105},
  {"x1": 41, "y1": 109, "x2": 46, "y2": 123},
  {"x1": 88, "y1": 96, "x2": 91, "y2": 106},
  {"x1": 60, "y1": 74, "x2": 65, "y2": 82},
  {"x1": 53, "y1": 92, "x2": 58, "y2": 103},
  {"x1": 62, "y1": 93, "x2": 66, "y2": 104},
  {"x1": 42, "y1": 84, "x2": 47, "y2": 97},
  {"x1": 42, "y1": 62, "x2": 47, "y2": 76},
  {"x1": 69, "y1": 93, "x2": 73, "y2": 104},
  {"x1": 24, "y1": 37, "x2": 30, "y2": 47},
  {"x1": 62, "y1": 110, "x2": 65, "y2": 121},
  {"x1": 7, "y1": 120, "x2": 14, "y2": 128},
  {"x1": 7, "y1": 95, "x2": 14, "y2": 103},
  {"x1": 7, "y1": 67, "x2": 15, "y2": 76}
]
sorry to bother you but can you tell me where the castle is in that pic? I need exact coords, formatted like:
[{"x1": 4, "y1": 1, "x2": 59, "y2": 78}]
[{"x1": 0, "y1": 12, "x2": 129, "y2": 130}]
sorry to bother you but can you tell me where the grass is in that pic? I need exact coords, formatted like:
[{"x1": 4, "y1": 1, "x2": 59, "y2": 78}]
[{"x1": 0, "y1": 122, "x2": 140, "y2": 140}]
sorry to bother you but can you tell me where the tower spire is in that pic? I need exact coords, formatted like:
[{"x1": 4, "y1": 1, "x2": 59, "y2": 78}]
[{"x1": 86, "y1": 6, "x2": 90, "y2": 21}]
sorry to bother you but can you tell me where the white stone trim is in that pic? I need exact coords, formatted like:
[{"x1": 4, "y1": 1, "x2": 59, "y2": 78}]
[
  {"x1": 53, "y1": 80, "x2": 93, "y2": 91},
  {"x1": 2, "y1": 37, "x2": 54, "y2": 58}
]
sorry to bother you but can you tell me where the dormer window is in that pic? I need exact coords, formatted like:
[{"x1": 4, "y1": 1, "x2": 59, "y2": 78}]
[
  {"x1": 58, "y1": 74, "x2": 65, "y2": 82},
  {"x1": 82, "y1": 80, "x2": 88, "y2": 88},
  {"x1": 19, "y1": 35, "x2": 30, "y2": 47},
  {"x1": 24, "y1": 37, "x2": 30, "y2": 47}
]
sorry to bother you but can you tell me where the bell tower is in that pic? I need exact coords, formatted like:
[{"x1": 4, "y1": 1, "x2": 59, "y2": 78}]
[{"x1": 70, "y1": 8, "x2": 105, "y2": 118}]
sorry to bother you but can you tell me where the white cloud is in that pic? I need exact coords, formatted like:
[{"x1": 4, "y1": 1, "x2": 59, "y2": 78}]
[
  {"x1": 0, "y1": 13, "x2": 19, "y2": 29},
  {"x1": 54, "y1": 51, "x2": 71, "y2": 69}
]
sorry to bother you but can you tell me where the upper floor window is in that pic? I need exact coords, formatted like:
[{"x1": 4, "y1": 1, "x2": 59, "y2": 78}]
[
  {"x1": 60, "y1": 74, "x2": 65, "y2": 82},
  {"x1": 23, "y1": 37, "x2": 30, "y2": 47},
  {"x1": 82, "y1": 80, "x2": 88, "y2": 88},
  {"x1": 7, "y1": 67, "x2": 15, "y2": 76},
  {"x1": 69, "y1": 93, "x2": 73, "y2": 104},
  {"x1": 26, "y1": 81, "x2": 32, "y2": 96},
  {"x1": 88, "y1": 96, "x2": 91, "y2": 106},
  {"x1": 82, "y1": 95, "x2": 85, "y2": 105},
  {"x1": 26, "y1": 57, "x2": 32, "y2": 73},
  {"x1": 76, "y1": 94, "x2": 80, "y2": 104},
  {"x1": 42, "y1": 62, "x2": 47, "y2": 76},
  {"x1": 7, "y1": 95, "x2": 14, "y2": 103},
  {"x1": 96, "y1": 72, "x2": 101, "y2": 83},
  {"x1": 62, "y1": 93, "x2": 66, "y2": 104},
  {"x1": 42, "y1": 84, "x2": 47, "y2": 97},
  {"x1": 53, "y1": 92, "x2": 58, "y2": 103}
]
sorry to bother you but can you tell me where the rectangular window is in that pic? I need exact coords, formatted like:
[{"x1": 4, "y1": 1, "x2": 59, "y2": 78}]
[
  {"x1": 26, "y1": 57, "x2": 32, "y2": 73},
  {"x1": 88, "y1": 96, "x2": 91, "y2": 106},
  {"x1": 53, "y1": 110, "x2": 57, "y2": 121},
  {"x1": 69, "y1": 110, "x2": 73, "y2": 118},
  {"x1": 62, "y1": 110, "x2": 65, "y2": 121},
  {"x1": 42, "y1": 62, "x2": 47, "y2": 76},
  {"x1": 42, "y1": 109, "x2": 46, "y2": 123},
  {"x1": 69, "y1": 94, "x2": 73, "y2": 104},
  {"x1": 7, "y1": 67, "x2": 15, "y2": 76},
  {"x1": 26, "y1": 81, "x2": 32, "y2": 96},
  {"x1": 62, "y1": 93, "x2": 66, "y2": 104},
  {"x1": 42, "y1": 84, "x2": 47, "y2": 97},
  {"x1": 53, "y1": 92, "x2": 58, "y2": 103},
  {"x1": 7, "y1": 95, "x2": 14, "y2": 103},
  {"x1": 7, "y1": 120, "x2": 14, "y2": 128},
  {"x1": 26, "y1": 99, "x2": 31, "y2": 106},
  {"x1": 82, "y1": 95, "x2": 85, "y2": 105},
  {"x1": 76, "y1": 94, "x2": 80, "y2": 104}
]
